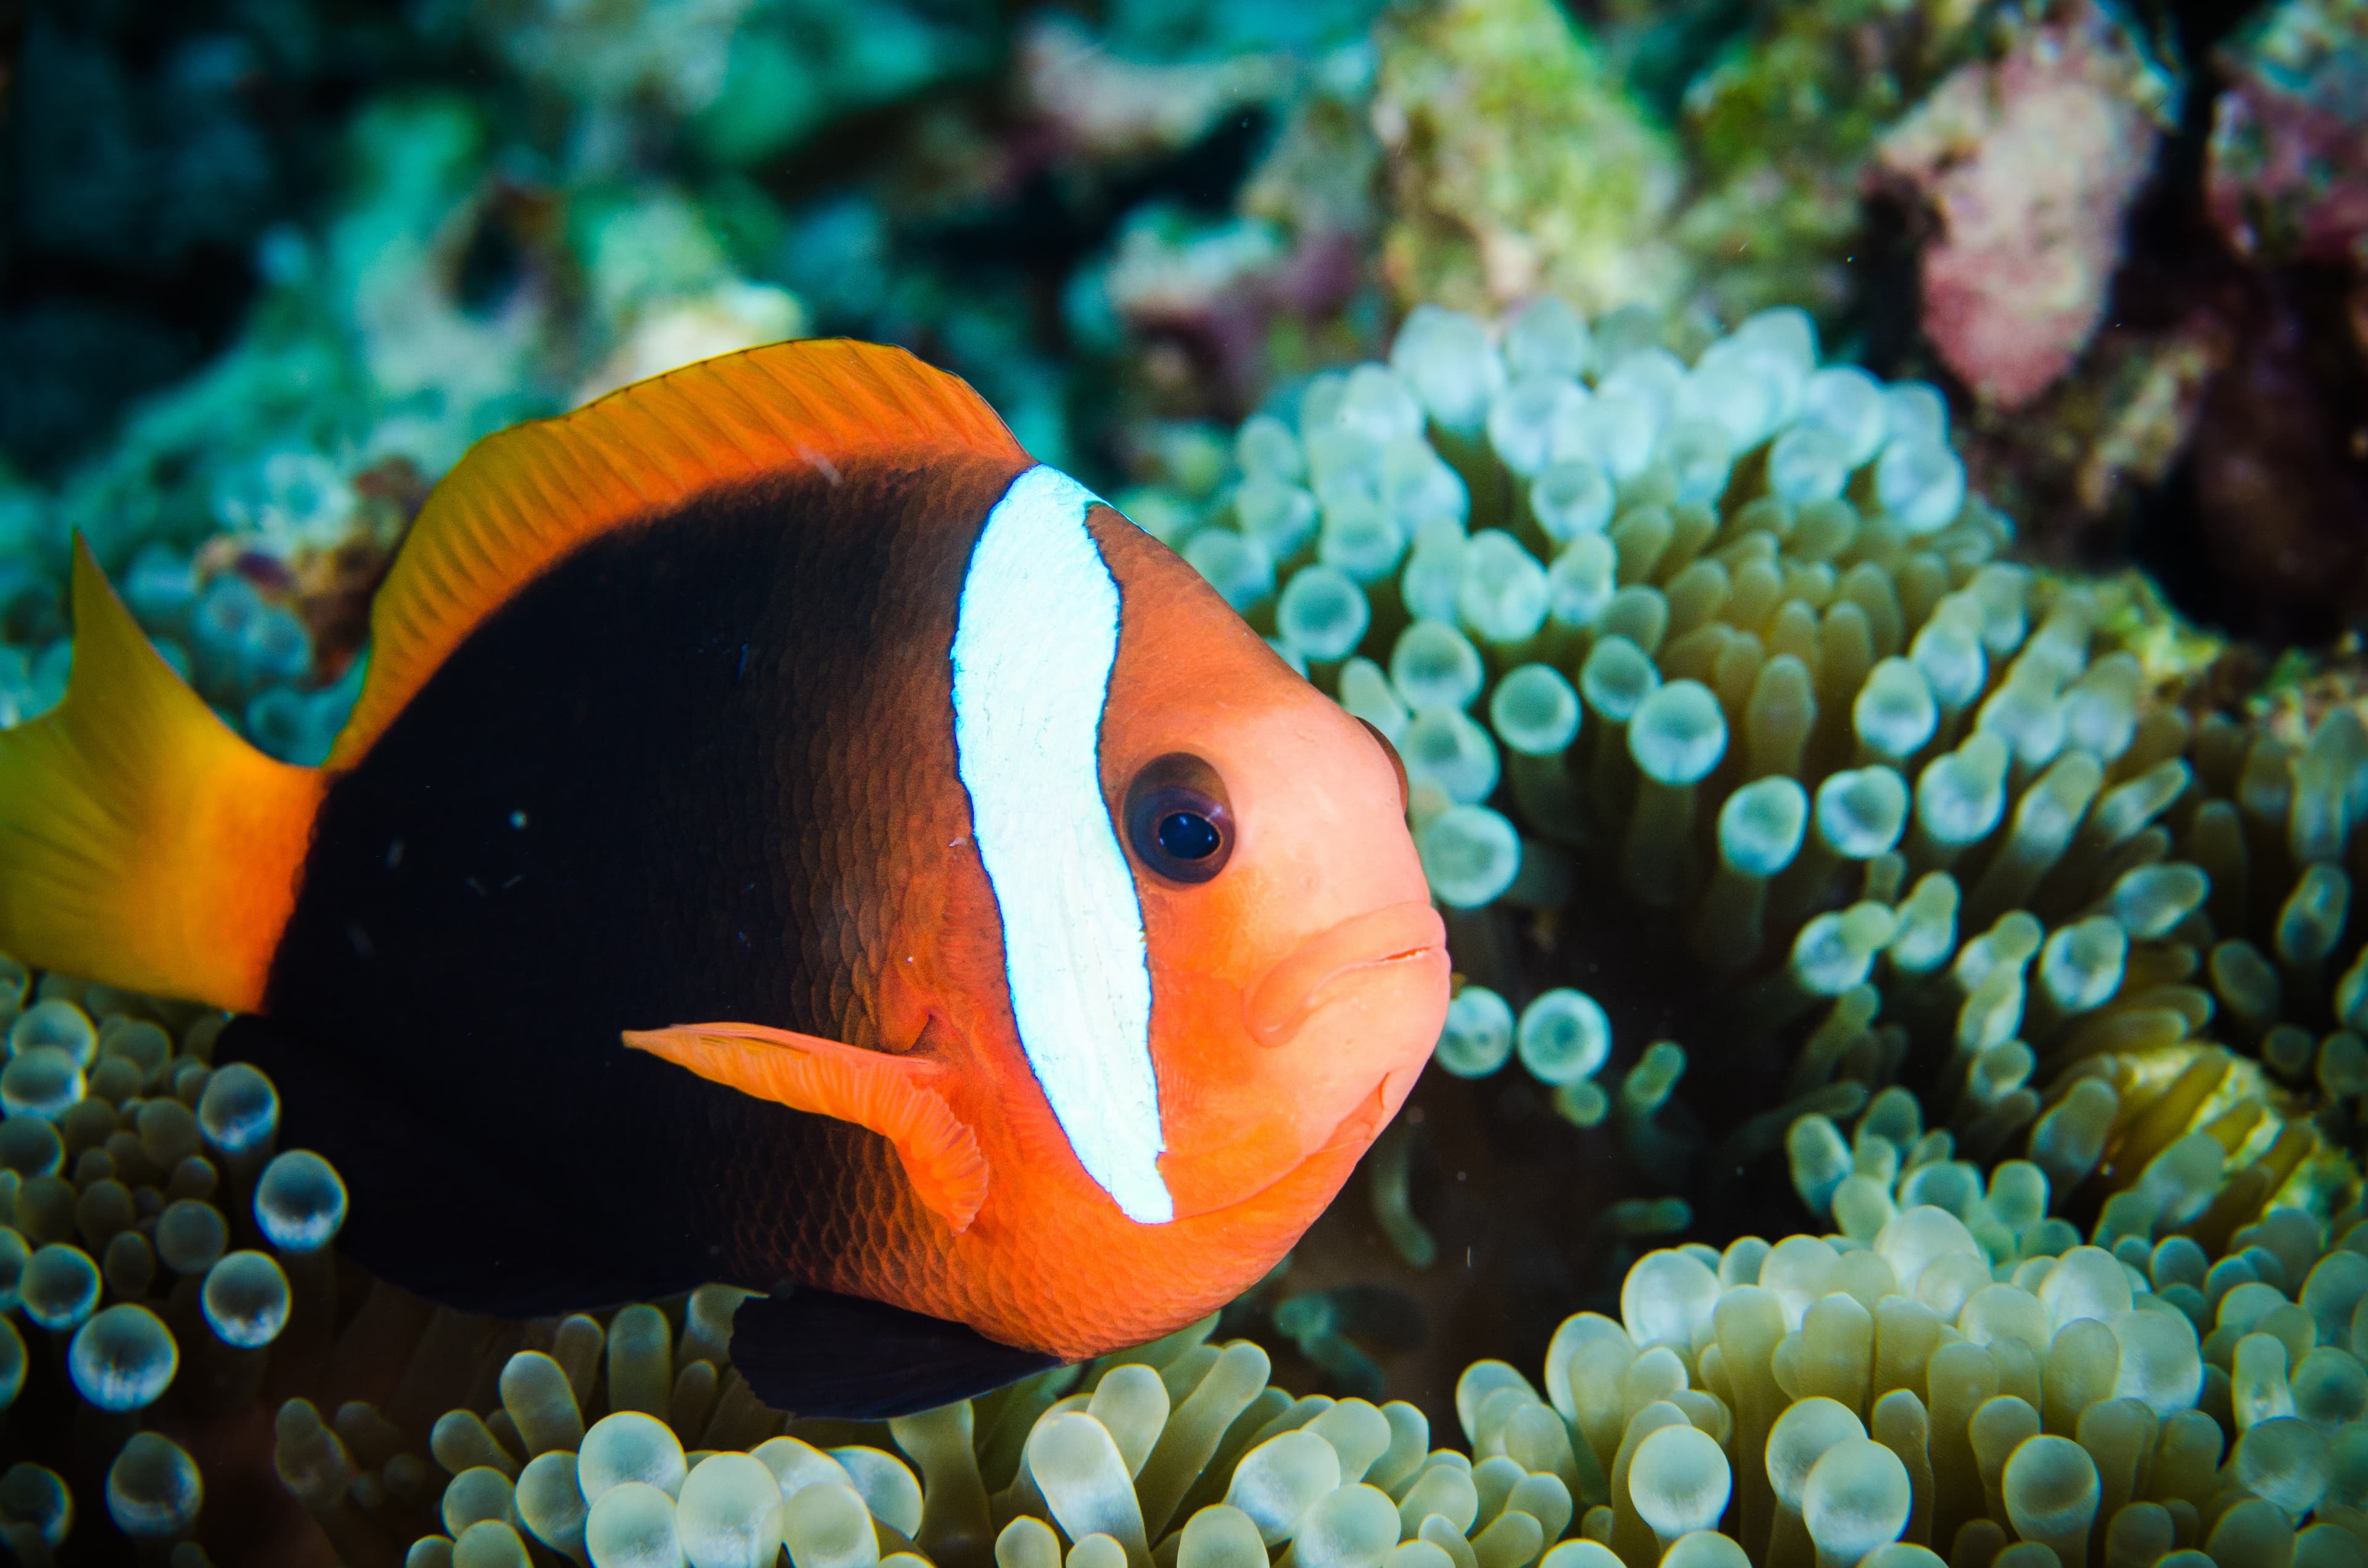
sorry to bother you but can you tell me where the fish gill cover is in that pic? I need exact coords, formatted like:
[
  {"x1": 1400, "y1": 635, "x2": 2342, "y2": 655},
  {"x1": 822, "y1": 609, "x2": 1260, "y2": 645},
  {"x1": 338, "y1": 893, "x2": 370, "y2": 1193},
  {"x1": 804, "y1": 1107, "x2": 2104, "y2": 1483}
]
[{"x1": 4, "y1": 0, "x2": 2368, "y2": 1562}]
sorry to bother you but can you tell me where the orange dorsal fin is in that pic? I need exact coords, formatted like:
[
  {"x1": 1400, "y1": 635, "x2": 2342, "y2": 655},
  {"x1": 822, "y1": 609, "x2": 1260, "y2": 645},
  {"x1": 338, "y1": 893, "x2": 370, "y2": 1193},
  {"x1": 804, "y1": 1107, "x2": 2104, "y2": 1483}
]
[
  {"x1": 622, "y1": 1022, "x2": 990, "y2": 1234},
  {"x1": 0, "y1": 540, "x2": 324, "y2": 1009},
  {"x1": 327, "y1": 339, "x2": 1030, "y2": 769}
]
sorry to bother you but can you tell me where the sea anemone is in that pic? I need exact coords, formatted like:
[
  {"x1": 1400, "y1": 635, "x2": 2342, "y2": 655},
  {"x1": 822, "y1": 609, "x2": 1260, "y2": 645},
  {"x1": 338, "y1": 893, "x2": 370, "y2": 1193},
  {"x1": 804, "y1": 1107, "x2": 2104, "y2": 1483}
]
[
  {"x1": 1123, "y1": 297, "x2": 2366, "y2": 1344},
  {"x1": 365, "y1": 1199, "x2": 2368, "y2": 1568},
  {"x1": 0, "y1": 967, "x2": 332, "y2": 1565}
]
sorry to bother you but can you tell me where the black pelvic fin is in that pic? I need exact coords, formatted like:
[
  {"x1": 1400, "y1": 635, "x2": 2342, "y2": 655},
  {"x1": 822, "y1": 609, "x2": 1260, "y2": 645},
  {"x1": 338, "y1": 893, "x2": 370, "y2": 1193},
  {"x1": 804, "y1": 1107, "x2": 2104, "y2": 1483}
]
[{"x1": 731, "y1": 1287, "x2": 1066, "y2": 1420}]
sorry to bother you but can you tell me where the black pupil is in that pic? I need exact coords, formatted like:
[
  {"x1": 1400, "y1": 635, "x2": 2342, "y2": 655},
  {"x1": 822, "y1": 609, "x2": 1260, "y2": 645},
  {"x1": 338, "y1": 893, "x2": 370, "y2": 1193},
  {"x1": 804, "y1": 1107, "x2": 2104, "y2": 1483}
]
[{"x1": 1156, "y1": 811, "x2": 1221, "y2": 862}]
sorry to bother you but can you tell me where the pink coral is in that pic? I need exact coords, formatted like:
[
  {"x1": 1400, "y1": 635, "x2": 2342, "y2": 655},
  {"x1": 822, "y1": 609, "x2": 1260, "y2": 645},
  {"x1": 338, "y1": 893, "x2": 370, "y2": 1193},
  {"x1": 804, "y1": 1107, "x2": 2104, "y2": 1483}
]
[{"x1": 1874, "y1": 1, "x2": 2172, "y2": 409}]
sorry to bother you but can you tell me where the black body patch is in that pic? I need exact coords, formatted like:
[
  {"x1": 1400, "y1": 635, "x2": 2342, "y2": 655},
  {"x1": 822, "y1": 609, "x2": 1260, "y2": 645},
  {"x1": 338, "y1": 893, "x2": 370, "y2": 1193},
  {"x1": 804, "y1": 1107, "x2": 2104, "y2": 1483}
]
[{"x1": 240, "y1": 455, "x2": 1024, "y2": 1320}]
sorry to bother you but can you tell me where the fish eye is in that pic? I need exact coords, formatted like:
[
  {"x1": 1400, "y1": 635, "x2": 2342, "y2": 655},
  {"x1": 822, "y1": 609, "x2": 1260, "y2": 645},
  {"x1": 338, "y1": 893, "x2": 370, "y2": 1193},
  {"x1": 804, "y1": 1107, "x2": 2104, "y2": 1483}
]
[
  {"x1": 1124, "y1": 753, "x2": 1233, "y2": 886},
  {"x1": 1357, "y1": 718, "x2": 1410, "y2": 812}
]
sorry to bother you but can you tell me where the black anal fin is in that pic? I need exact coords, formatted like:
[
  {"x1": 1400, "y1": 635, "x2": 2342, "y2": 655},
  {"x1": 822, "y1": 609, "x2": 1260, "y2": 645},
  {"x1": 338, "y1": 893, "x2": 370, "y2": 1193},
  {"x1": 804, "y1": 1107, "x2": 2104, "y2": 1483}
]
[{"x1": 732, "y1": 1288, "x2": 1065, "y2": 1419}]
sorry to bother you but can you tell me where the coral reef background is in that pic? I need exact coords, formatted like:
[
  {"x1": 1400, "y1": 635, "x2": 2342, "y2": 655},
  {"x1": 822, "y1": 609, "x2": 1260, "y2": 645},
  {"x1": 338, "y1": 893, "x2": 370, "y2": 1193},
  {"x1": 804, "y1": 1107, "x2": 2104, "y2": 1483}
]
[
  {"x1": 6, "y1": 0, "x2": 2368, "y2": 1561},
  {"x1": 8, "y1": 0, "x2": 2367, "y2": 694}
]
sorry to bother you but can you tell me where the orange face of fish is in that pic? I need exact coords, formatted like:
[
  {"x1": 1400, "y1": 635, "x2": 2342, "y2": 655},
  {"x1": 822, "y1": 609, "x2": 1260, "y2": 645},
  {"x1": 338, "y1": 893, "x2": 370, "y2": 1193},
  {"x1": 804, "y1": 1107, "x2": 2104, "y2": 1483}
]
[
  {"x1": 815, "y1": 485, "x2": 1449, "y2": 1358},
  {"x1": 1088, "y1": 509, "x2": 1449, "y2": 1224}
]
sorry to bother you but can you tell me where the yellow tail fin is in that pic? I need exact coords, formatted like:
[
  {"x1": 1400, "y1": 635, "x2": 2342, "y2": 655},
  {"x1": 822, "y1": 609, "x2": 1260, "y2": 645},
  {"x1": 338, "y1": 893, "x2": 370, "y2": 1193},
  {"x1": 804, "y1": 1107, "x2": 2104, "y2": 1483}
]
[{"x1": 0, "y1": 541, "x2": 324, "y2": 1011}]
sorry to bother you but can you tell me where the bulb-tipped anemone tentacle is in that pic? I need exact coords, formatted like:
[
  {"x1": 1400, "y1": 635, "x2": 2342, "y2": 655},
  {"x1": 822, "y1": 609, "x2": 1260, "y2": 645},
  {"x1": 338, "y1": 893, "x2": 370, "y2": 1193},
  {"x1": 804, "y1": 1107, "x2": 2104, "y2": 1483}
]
[
  {"x1": 335, "y1": 1201, "x2": 2368, "y2": 1568},
  {"x1": 0, "y1": 972, "x2": 319, "y2": 1566}
]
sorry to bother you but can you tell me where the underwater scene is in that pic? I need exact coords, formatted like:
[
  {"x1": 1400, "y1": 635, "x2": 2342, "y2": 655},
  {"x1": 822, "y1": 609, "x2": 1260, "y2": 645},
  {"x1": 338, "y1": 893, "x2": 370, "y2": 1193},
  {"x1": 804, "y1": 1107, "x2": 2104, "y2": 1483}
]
[{"x1": 6, "y1": 0, "x2": 2368, "y2": 1562}]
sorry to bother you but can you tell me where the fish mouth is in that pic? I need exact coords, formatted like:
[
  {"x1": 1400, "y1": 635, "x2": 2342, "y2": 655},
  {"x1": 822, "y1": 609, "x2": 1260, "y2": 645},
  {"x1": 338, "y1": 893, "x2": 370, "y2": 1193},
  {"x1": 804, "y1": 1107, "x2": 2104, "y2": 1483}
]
[
  {"x1": 1310, "y1": 1069, "x2": 1404, "y2": 1155},
  {"x1": 1243, "y1": 900, "x2": 1449, "y2": 1049}
]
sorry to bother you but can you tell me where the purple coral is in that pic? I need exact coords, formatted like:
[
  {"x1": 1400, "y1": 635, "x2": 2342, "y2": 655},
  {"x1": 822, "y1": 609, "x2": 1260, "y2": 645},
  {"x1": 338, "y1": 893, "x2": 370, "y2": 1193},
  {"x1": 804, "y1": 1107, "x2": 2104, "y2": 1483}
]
[{"x1": 2206, "y1": 0, "x2": 2368, "y2": 265}]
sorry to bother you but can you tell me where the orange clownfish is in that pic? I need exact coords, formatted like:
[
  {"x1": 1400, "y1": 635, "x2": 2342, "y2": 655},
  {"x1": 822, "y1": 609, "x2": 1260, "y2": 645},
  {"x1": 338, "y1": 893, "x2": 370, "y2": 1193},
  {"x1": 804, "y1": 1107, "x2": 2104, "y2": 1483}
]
[{"x1": 0, "y1": 340, "x2": 1450, "y2": 1416}]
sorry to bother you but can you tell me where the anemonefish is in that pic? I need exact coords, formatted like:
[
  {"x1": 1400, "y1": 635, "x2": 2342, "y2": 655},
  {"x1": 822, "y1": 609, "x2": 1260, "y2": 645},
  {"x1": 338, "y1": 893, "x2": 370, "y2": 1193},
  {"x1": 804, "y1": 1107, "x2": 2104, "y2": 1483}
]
[{"x1": 0, "y1": 341, "x2": 1450, "y2": 1417}]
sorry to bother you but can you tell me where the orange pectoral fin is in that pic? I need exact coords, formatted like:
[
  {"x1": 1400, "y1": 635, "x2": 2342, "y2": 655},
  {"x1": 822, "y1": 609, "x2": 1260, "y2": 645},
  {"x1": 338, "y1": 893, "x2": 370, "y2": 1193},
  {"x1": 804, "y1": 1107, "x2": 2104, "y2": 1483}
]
[{"x1": 621, "y1": 1022, "x2": 989, "y2": 1234}]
